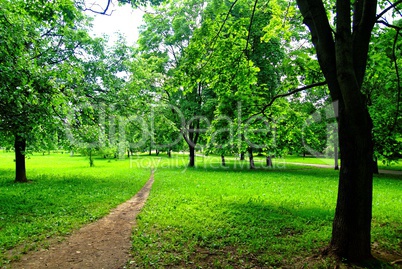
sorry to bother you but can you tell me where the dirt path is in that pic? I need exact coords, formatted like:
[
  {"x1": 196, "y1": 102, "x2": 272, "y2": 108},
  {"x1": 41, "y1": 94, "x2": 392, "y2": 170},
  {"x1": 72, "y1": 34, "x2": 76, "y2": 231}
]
[{"x1": 10, "y1": 172, "x2": 155, "y2": 269}]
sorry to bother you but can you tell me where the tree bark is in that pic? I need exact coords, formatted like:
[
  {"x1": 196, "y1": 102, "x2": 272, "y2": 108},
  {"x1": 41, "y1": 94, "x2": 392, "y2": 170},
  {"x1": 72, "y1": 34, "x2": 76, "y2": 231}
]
[
  {"x1": 296, "y1": 0, "x2": 377, "y2": 262},
  {"x1": 221, "y1": 155, "x2": 226, "y2": 166},
  {"x1": 330, "y1": 102, "x2": 374, "y2": 261},
  {"x1": 14, "y1": 135, "x2": 27, "y2": 183},
  {"x1": 248, "y1": 148, "x2": 255, "y2": 169},
  {"x1": 266, "y1": 155, "x2": 272, "y2": 167},
  {"x1": 334, "y1": 140, "x2": 339, "y2": 170},
  {"x1": 189, "y1": 144, "x2": 195, "y2": 167}
]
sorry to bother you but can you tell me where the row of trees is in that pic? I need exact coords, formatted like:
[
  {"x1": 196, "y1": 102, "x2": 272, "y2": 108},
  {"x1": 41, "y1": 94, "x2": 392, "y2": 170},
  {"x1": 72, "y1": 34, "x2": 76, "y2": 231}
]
[
  {"x1": 1, "y1": 0, "x2": 401, "y2": 264},
  {"x1": 113, "y1": 0, "x2": 402, "y2": 263}
]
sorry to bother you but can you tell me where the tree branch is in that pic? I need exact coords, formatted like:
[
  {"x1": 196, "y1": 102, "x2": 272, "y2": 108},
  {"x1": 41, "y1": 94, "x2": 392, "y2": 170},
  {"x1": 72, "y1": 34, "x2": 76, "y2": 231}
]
[
  {"x1": 244, "y1": 0, "x2": 258, "y2": 58},
  {"x1": 390, "y1": 28, "x2": 401, "y2": 133},
  {"x1": 260, "y1": 81, "x2": 327, "y2": 113},
  {"x1": 376, "y1": 0, "x2": 402, "y2": 20},
  {"x1": 377, "y1": 19, "x2": 402, "y2": 30},
  {"x1": 81, "y1": 0, "x2": 114, "y2": 15}
]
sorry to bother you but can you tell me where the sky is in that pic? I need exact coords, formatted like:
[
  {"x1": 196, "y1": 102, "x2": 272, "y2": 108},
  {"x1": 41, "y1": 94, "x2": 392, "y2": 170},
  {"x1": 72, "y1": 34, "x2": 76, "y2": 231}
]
[{"x1": 84, "y1": 1, "x2": 145, "y2": 46}]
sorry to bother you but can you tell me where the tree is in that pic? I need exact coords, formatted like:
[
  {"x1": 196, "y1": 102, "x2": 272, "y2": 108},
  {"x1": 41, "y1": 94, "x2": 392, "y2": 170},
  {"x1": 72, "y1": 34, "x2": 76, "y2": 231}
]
[
  {"x1": 0, "y1": 0, "x2": 95, "y2": 182},
  {"x1": 136, "y1": 0, "x2": 217, "y2": 167},
  {"x1": 294, "y1": 0, "x2": 400, "y2": 262}
]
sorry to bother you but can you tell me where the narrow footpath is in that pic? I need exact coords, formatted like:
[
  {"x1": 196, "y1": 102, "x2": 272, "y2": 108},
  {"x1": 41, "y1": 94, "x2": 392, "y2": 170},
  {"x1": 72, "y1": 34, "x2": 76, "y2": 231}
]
[{"x1": 10, "y1": 172, "x2": 155, "y2": 269}]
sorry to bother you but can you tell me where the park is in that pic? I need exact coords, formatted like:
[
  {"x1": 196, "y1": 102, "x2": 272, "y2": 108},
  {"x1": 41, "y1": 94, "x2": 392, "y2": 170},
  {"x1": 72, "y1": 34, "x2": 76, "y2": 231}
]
[
  {"x1": 0, "y1": 152, "x2": 401, "y2": 268},
  {"x1": 0, "y1": 0, "x2": 402, "y2": 268}
]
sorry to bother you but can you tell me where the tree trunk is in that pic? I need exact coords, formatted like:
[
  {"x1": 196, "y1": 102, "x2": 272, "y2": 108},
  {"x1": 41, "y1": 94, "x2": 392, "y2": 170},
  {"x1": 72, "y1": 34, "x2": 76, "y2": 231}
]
[
  {"x1": 266, "y1": 155, "x2": 272, "y2": 167},
  {"x1": 189, "y1": 144, "x2": 195, "y2": 167},
  {"x1": 296, "y1": 0, "x2": 377, "y2": 262},
  {"x1": 372, "y1": 157, "x2": 379, "y2": 174},
  {"x1": 89, "y1": 149, "x2": 94, "y2": 167},
  {"x1": 329, "y1": 101, "x2": 374, "y2": 262},
  {"x1": 167, "y1": 149, "x2": 171, "y2": 158},
  {"x1": 248, "y1": 148, "x2": 255, "y2": 169},
  {"x1": 156, "y1": 149, "x2": 159, "y2": 156},
  {"x1": 334, "y1": 140, "x2": 339, "y2": 170},
  {"x1": 221, "y1": 155, "x2": 226, "y2": 166},
  {"x1": 14, "y1": 135, "x2": 27, "y2": 183},
  {"x1": 240, "y1": 152, "x2": 245, "y2": 161}
]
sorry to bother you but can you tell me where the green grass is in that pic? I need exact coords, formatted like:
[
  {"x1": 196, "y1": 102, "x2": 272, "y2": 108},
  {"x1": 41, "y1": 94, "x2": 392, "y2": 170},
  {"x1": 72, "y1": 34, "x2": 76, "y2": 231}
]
[
  {"x1": 128, "y1": 156, "x2": 402, "y2": 268},
  {"x1": 0, "y1": 152, "x2": 150, "y2": 266},
  {"x1": 281, "y1": 155, "x2": 402, "y2": 171},
  {"x1": 0, "y1": 152, "x2": 401, "y2": 268}
]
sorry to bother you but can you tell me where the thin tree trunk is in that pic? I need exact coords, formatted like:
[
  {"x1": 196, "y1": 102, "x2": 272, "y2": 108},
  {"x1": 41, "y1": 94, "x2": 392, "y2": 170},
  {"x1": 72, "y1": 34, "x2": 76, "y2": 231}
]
[
  {"x1": 372, "y1": 157, "x2": 379, "y2": 174},
  {"x1": 248, "y1": 148, "x2": 255, "y2": 169},
  {"x1": 221, "y1": 155, "x2": 226, "y2": 166},
  {"x1": 167, "y1": 149, "x2": 171, "y2": 158},
  {"x1": 240, "y1": 152, "x2": 245, "y2": 161},
  {"x1": 89, "y1": 149, "x2": 94, "y2": 167},
  {"x1": 266, "y1": 155, "x2": 272, "y2": 167},
  {"x1": 334, "y1": 140, "x2": 339, "y2": 170},
  {"x1": 189, "y1": 144, "x2": 195, "y2": 167},
  {"x1": 14, "y1": 135, "x2": 27, "y2": 183}
]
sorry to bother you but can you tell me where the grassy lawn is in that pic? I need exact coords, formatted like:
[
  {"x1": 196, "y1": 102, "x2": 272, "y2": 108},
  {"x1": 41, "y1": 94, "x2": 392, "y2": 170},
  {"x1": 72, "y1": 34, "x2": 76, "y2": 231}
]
[
  {"x1": 0, "y1": 152, "x2": 150, "y2": 266},
  {"x1": 128, "y1": 155, "x2": 402, "y2": 268},
  {"x1": 281, "y1": 155, "x2": 402, "y2": 171},
  {"x1": 0, "y1": 152, "x2": 401, "y2": 268}
]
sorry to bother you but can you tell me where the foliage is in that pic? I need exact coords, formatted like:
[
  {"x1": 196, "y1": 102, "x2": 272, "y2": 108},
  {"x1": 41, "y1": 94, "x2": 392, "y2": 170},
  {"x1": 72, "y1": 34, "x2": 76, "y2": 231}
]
[{"x1": 365, "y1": 23, "x2": 402, "y2": 164}]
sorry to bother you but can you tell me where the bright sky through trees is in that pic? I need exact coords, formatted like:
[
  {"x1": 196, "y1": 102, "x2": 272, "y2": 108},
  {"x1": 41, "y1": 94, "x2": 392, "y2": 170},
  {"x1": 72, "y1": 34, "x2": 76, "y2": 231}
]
[{"x1": 85, "y1": 0, "x2": 144, "y2": 45}]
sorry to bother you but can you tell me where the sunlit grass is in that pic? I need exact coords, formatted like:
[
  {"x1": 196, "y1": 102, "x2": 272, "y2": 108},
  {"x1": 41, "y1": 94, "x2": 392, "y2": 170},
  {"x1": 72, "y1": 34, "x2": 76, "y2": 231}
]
[
  {"x1": 0, "y1": 152, "x2": 400, "y2": 268},
  {"x1": 129, "y1": 158, "x2": 402, "y2": 268},
  {"x1": 0, "y1": 152, "x2": 150, "y2": 266}
]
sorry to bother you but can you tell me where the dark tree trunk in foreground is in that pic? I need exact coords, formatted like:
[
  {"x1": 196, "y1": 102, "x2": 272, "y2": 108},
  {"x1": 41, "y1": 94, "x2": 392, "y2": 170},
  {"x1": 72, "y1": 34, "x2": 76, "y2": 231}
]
[
  {"x1": 14, "y1": 135, "x2": 27, "y2": 183},
  {"x1": 240, "y1": 152, "x2": 245, "y2": 160},
  {"x1": 296, "y1": 0, "x2": 376, "y2": 262},
  {"x1": 221, "y1": 155, "x2": 226, "y2": 166},
  {"x1": 331, "y1": 102, "x2": 373, "y2": 261}
]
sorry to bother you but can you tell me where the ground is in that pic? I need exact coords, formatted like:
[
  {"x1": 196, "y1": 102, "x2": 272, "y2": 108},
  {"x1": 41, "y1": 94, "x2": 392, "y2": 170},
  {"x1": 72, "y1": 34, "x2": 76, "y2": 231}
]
[
  {"x1": 8, "y1": 173, "x2": 154, "y2": 269},
  {"x1": 5, "y1": 165, "x2": 402, "y2": 268}
]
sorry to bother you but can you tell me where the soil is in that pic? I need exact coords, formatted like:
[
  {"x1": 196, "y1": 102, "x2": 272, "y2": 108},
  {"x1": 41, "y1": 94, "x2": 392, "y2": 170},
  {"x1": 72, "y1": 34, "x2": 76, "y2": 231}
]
[{"x1": 9, "y1": 172, "x2": 154, "y2": 269}]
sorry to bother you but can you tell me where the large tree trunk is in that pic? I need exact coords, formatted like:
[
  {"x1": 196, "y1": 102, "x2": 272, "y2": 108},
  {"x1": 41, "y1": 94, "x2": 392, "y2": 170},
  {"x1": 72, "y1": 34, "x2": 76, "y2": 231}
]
[
  {"x1": 296, "y1": 0, "x2": 377, "y2": 262},
  {"x1": 330, "y1": 103, "x2": 374, "y2": 261},
  {"x1": 14, "y1": 135, "x2": 27, "y2": 183}
]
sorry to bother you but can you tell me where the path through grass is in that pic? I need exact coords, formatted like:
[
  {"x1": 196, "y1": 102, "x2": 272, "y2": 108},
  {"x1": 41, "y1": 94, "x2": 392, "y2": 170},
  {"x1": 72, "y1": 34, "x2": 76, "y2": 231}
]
[{"x1": 0, "y1": 152, "x2": 149, "y2": 266}]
